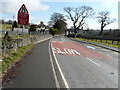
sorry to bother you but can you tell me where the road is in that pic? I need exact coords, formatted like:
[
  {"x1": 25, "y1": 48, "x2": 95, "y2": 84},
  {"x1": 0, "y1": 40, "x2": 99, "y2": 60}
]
[
  {"x1": 3, "y1": 36, "x2": 118, "y2": 88},
  {"x1": 51, "y1": 36, "x2": 118, "y2": 88},
  {"x1": 3, "y1": 39, "x2": 56, "y2": 88}
]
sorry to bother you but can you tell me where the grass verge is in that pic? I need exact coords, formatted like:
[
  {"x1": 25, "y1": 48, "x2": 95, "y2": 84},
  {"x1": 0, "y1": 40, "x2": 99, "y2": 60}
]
[
  {"x1": 2, "y1": 44, "x2": 33, "y2": 73},
  {"x1": 75, "y1": 38, "x2": 119, "y2": 49},
  {"x1": 1, "y1": 24, "x2": 12, "y2": 31},
  {"x1": 1, "y1": 24, "x2": 30, "y2": 31}
]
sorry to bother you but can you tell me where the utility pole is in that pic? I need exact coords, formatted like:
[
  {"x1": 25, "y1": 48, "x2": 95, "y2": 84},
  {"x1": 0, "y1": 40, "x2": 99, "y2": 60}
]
[
  {"x1": 12, "y1": 15, "x2": 14, "y2": 31},
  {"x1": 13, "y1": 15, "x2": 14, "y2": 21}
]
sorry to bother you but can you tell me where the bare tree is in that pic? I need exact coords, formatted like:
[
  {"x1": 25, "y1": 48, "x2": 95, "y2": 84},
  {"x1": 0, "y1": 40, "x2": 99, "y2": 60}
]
[
  {"x1": 97, "y1": 11, "x2": 116, "y2": 36},
  {"x1": 48, "y1": 12, "x2": 66, "y2": 27},
  {"x1": 50, "y1": 12, "x2": 66, "y2": 22},
  {"x1": 0, "y1": 19, "x2": 5, "y2": 24},
  {"x1": 64, "y1": 6, "x2": 94, "y2": 36},
  {"x1": 6, "y1": 19, "x2": 13, "y2": 24},
  {"x1": 48, "y1": 12, "x2": 67, "y2": 34}
]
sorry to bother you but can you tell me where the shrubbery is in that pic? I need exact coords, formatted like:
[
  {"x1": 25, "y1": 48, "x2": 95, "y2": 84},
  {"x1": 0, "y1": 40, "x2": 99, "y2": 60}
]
[
  {"x1": 12, "y1": 21, "x2": 18, "y2": 28},
  {"x1": 2, "y1": 32, "x2": 14, "y2": 51},
  {"x1": 29, "y1": 25, "x2": 36, "y2": 33},
  {"x1": 49, "y1": 28, "x2": 58, "y2": 36}
]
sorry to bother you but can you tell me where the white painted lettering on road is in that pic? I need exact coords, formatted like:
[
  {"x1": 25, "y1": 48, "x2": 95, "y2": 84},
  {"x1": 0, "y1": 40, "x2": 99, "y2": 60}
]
[{"x1": 52, "y1": 48, "x2": 80, "y2": 56}]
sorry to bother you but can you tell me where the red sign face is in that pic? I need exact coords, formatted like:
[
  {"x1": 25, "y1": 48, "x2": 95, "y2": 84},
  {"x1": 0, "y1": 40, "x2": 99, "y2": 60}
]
[
  {"x1": 18, "y1": 4, "x2": 29, "y2": 25},
  {"x1": 18, "y1": 12, "x2": 29, "y2": 25}
]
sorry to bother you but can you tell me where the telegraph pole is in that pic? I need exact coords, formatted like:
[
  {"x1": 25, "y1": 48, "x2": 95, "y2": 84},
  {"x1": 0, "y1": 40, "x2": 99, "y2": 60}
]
[{"x1": 12, "y1": 15, "x2": 14, "y2": 31}]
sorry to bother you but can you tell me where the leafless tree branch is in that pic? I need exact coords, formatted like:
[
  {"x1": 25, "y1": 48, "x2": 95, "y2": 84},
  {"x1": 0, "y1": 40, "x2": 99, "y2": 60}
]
[
  {"x1": 64, "y1": 6, "x2": 94, "y2": 35},
  {"x1": 97, "y1": 11, "x2": 116, "y2": 35}
]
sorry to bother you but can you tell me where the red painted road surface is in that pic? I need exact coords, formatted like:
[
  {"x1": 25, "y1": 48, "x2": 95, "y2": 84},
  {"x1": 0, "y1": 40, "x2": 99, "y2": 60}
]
[{"x1": 52, "y1": 41, "x2": 111, "y2": 59}]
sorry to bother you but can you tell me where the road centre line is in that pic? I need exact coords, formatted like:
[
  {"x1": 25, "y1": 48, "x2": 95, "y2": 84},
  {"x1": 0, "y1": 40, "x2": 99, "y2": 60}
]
[
  {"x1": 51, "y1": 41, "x2": 70, "y2": 89},
  {"x1": 49, "y1": 40, "x2": 60, "y2": 88},
  {"x1": 86, "y1": 57, "x2": 101, "y2": 67}
]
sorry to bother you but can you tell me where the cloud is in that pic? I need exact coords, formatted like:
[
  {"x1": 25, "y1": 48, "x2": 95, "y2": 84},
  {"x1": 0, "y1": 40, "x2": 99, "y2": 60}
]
[
  {"x1": 1, "y1": 0, "x2": 49, "y2": 14},
  {"x1": 39, "y1": 0, "x2": 119, "y2": 2},
  {"x1": 102, "y1": 0, "x2": 119, "y2": 8},
  {"x1": 66, "y1": 19, "x2": 73, "y2": 28},
  {"x1": 30, "y1": 16, "x2": 39, "y2": 23},
  {"x1": 29, "y1": 16, "x2": 49, "y2": 24},
  {"x1": 105, "y1": 22, "x2": 118, "y2": 29},
  {"x1": 29, "y1": 16, "x2": 44, "y2": 24}
]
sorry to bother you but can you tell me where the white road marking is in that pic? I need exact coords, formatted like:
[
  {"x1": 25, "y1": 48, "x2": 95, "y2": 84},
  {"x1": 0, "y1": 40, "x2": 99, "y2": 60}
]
[
  {"x1": 35, "y1": 37, "x2": 52, "y2": 44},
  {"x1": 52, "y1": 41, "x2": 58, "y2": 42},
  {"x1": 51, "y1": 42, "x2": 70, "y2": 89},
  {"x1": 72, "y1": 49, "x2": 80, "y2": 55},
  {"x1": 87, "y1": 46, "x2": 95, "y2": 50},
  {"x1": 62, "y1": 38, "x2": 65, "y2": 41},
  {"x1": 86, "y1": 57, "x2": 101, "y2": 67},
  {"x1": 49, "y1": 40, "x2": 60, "y2": 88},
  {"x1": 52, "y1": 41, "x2": 64, "y2": 43},
  {"x1": 52, "y1": 47, "x2": 80, "y2": 56}
]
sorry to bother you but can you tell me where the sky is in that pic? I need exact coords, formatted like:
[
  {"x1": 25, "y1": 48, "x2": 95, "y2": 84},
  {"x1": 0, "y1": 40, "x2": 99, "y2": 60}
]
[{"x1": 0, "y1": 0, "x2": 119, "y2": 29}]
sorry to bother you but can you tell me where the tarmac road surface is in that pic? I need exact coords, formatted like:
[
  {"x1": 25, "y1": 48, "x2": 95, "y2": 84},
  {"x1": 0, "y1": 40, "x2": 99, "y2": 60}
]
[
  {"x1": 3, "y1": 39, "x2": 56, "y2": 88},
  {"x1": 51, "y1": 36, "x2": 118, "y2": 88},
  {"x1": 3, "y1": 36, "x2": 118, "y2": 89}
]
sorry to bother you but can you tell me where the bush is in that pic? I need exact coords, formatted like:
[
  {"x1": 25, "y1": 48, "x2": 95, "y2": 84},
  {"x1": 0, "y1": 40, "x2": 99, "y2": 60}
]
[
  {"x1": 12, "y1": 21, "x2": 18, "y2": 28},
  {"x1": 20, "y1": 26, "x2": 23, "y2": 28},
  {"x1": 29, "y1": 25, "x2": 36, "y2": 33},
  {"x1": 67, "y1": 33, "x2": 75, "y2": 37},
  {"x1": 24, "y1": 26, "x2": 29, "y2": 29},
  {"x1": 49, "y1": 28, "x2": 58, "y2": 36},
  {"x1": 2, "y1": 32, "x2": 14, "y2": 50}
]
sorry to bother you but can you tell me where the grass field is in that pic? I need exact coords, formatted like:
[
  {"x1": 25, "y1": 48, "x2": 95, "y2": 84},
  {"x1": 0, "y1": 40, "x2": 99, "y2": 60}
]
[
  {"x1": 1, "y1": 24, "x2": 30, "y2": 31},
  {"x1": 75, "y1": 38, "x2": 119, "y2": 49},
  {"x1": 0, "y1": 24, "x2": 12, "y2": 31}
]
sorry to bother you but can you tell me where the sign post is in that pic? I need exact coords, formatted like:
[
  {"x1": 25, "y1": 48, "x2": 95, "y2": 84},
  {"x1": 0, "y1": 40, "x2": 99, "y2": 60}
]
[{"x1": 18, "y1": 4, "x2": 29, "y2": 46}]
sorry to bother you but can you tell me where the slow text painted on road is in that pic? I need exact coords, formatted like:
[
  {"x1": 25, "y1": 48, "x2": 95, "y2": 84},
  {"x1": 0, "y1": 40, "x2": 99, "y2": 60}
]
[{"x1": 52, "y1": 41, "x2": 110, "y2": 59}]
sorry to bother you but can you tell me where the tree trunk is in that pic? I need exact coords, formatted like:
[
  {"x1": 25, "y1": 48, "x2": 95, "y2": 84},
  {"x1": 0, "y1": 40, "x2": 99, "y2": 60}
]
[
  {"x1": 74, "y1": 28, "x2": 77, "y2": 37},
  {"x1": 99, "y1": 26, "x2": 103, "y2": 36},
  {"x1": 73, "y1": 23, "x2": 77, "y2": 37}
]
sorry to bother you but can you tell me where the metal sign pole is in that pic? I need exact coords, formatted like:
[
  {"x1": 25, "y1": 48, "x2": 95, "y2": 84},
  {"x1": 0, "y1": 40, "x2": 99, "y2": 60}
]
[
  {"x1": 22, "y1": 25, "x2": 24, "y2": 46},
  {"x1": 18, "y1": 4, "x2": 29, "y2": 46}
]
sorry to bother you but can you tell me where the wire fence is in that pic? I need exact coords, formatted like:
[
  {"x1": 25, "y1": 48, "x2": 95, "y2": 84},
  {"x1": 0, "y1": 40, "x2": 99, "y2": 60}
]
[{"x1": 77, "y1": 35, "x2": 120, "y2": 46}]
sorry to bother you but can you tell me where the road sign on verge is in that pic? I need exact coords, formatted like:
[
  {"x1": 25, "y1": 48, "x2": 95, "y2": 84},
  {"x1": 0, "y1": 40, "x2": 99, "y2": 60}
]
[{"x1": 18, "y1": 4, "x2": 29, "y2": 25}]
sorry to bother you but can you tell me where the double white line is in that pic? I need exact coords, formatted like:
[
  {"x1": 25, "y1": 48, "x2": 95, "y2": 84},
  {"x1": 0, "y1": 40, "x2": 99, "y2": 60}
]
[{"x1": 49, "y1": 40, "x2": 70, "y2": 89}]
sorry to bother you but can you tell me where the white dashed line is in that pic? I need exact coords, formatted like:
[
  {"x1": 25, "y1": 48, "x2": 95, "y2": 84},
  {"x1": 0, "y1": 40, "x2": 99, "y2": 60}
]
[{"x1": 86, "y1": 57, "x2": 101, "y2": 67}]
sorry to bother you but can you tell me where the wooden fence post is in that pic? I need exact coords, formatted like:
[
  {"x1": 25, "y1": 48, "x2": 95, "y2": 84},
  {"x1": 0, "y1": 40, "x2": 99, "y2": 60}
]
[
  {"x1": 112, "y1": 40, "x2": 114, "y2": 44},
  {"x1": 117, "y1": 41, "x2": 119, "y2": 45}
]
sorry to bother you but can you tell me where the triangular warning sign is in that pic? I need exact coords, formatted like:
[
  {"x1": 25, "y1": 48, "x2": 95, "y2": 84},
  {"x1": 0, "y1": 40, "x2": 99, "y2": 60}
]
[{"x1": 18, "y1": 4, "x2": 28, "y2": 13}]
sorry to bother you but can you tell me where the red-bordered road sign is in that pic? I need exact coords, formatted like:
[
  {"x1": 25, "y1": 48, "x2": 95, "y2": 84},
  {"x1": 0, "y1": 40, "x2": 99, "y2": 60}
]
[{"x1": 18, "y1": 4, "x2": 29, "y2": 25}]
